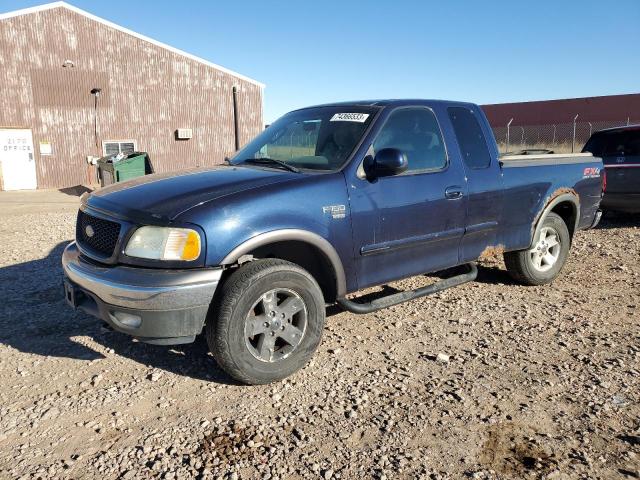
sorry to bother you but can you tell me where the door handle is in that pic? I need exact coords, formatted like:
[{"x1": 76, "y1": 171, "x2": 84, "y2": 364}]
[{"x1": 445, "y1": 186, "x2": 463, "y2": 200}]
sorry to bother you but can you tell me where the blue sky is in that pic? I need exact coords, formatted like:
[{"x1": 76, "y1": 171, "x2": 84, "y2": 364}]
[{"x1": 2, "y1": 0, "x2": 640, "y2": 122}]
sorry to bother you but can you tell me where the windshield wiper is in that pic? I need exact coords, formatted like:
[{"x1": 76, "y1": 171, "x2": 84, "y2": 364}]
[{"x1": 240, "y1": 157, "x2": 301, "y2": 173}]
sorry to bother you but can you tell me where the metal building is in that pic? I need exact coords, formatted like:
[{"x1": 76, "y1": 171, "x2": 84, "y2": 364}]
[
  {"x1": 482, "y1": 93, "x2": 640, "y2": 153},
  {"x1": 482, "y1": 93, "x2": 640, "y2": 127},
  {"x1": 0, "y1": 2, "x2": 264, "y2": 191}
]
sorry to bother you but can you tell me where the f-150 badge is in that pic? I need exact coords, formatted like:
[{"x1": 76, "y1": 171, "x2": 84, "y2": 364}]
[{"x1": 322, "y1": 204, "x2": 346, "y2": 219}]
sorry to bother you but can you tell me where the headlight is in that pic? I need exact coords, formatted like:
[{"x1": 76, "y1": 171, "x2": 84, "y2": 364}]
[{"x1": 125, "y1": 226, "x2": 201, "y2": 261}]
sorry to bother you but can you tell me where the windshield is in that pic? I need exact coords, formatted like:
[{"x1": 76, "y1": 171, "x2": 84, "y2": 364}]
[{"x1": 231, "y1": 106, "x2": 378, "y2": 171}]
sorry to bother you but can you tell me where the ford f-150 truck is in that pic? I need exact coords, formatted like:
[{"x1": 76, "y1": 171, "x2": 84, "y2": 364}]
[{"x1": 62, "y1": 99, "x2": 604, "y2": 384}]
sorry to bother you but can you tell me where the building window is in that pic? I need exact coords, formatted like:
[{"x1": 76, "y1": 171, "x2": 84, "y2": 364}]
[{"x1": 102, "y1": 140, "x2": 137, "y2": 156}]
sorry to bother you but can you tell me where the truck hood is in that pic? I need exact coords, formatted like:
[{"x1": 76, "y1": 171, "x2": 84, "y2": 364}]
[{"x1": 86, "y1": 165, "x2": 299, "y2": 222}]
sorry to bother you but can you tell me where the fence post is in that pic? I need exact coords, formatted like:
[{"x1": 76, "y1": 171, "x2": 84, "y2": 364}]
[
  {"x1": 628, "y1": 117, "x2": 631, "y2": 126},
  {"x1": 572, "y1": 114, "x2": 579, "y2": 153},
  {"x1": 588, "y1": 122, "x2": 592, "y2": 138},
  {"x1": 506, "y1": 118, "x2": 513, "y2": 152},
  {"x1": 520, "y1": 126, "x2": 525, "y2": 147},
  {"x1": 552, "y1": 125, "x2": 556, "y2": 145}
]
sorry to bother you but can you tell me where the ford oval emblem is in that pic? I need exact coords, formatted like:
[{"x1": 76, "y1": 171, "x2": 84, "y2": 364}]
[{"x1": 85, "y1": 225, "x2": 95, "y2": 238}]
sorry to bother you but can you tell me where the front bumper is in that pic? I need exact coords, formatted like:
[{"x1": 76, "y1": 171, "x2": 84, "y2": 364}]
[{"x1": 62, "y1": 242, "x2": 222, "y2": 344}]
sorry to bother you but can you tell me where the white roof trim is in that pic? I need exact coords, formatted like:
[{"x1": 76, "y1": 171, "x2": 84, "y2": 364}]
[{"x1": 0, "y1": 1, "x2": 265, "y2": 88}]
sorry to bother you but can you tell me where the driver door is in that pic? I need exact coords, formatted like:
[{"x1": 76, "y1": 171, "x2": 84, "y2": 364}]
[{"x1": 348, "y1": 107, "x2": 467, "y2": 289}]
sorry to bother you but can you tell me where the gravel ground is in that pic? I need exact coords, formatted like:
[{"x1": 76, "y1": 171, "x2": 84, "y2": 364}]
[{"x1": 0, "y1": 206, "x2": 638, "y2": 480}]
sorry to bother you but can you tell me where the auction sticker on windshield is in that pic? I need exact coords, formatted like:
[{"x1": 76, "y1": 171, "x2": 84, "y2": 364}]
[{"x1": 330, "y1": 113, "x2": 370, "y2": 122}]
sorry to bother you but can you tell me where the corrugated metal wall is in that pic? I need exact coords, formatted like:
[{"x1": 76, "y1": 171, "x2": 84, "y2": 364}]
[
  {"x1": 482, "y1": 94, "x2": 640, "y2": 127},
  {"x1": 0, "y1": 6, "x2": 263, "y2": 189}
]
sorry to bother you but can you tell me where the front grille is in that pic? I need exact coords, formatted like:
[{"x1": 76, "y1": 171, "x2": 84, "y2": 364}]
[{"x1": 76, "y1": 210, "x2": 121, "y2": 256}]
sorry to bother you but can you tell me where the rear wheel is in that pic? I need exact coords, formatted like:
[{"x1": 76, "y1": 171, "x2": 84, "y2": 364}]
[
  {"x1": 504, "y1": 212, "x2": 571, "y2": 285},
  {"x1": 206, "y1": 259, "x2": 325, "y2": 385}
]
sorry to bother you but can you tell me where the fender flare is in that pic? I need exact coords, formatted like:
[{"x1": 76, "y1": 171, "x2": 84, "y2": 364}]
[
  {"x1": 530, "y1": 192, "x2": 580, "y2": 247},
  {"x1": 220, "y1": 229, "x2": 347, "y2": 297}
]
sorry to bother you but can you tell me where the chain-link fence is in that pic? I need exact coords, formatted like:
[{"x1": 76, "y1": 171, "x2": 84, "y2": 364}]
[{"x1": 491, "y1": 118, "x2": 638, "y2": 154}]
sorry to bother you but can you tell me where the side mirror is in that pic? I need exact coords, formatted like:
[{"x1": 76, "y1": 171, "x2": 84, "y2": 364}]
[{"x1": 371, "y1": 148, "x2": 408, "y2": 177}]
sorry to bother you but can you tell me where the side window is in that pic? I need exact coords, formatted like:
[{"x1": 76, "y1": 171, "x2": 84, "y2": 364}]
[
  {"x1": 448, "y1": 107, "x2": 491, "y2": 169},
  {"x1": 372, "y1": 108, "x2": 447, "y2": 173}
]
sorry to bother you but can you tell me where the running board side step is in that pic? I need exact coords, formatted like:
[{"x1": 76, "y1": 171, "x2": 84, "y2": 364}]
[{"x1": 336, "y1": 263, "x2": 477, "y2": 314}]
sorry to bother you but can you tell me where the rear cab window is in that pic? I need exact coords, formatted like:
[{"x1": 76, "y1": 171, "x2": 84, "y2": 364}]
[
  {"x1": 447, "y1": 106, "x2": 492, "y2": 169},
  {"x1": 583, "y1": 129, "x2": 640, "y2": 162}
]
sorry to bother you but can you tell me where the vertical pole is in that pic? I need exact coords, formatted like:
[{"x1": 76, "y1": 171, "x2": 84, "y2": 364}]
[
  {"x1": 588, "y1": 122, "x2": 592, "y2": 138},
  {"x1": 92, "y1": 92, "x2": 98, "y2": 185},
  {"x1": 91, "y1": 88, "x2": 102, "y2": 185},
  {"x1": 94, "y1": 94, "x2": 99, "y2": 149},
  {"x1": 552, "y1": 125, "x2": 556, "y2": 145},
  {"x1": 520, "y1": 126, "x2": 525, "y2": 147},
  {"x1": 232, "y1": 86, "x2": 240, "y2": 151},
  {"x1": 289, "y1": 130, "x2": 295, "y2": 158},
  {"x1": 572, "y1": 114, "x2": 579, "y2": 153},
  {"x1": 506, "y1": 118, "x2": 513, "y2": 153},
  {"x1": 628, "y1": 117, "x2": 630, "y2": 126}
]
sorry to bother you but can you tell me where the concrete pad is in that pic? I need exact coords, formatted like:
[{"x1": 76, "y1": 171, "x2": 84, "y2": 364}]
[{"x1": 0, "y1": 188, "x2": 86, "y2": 215}]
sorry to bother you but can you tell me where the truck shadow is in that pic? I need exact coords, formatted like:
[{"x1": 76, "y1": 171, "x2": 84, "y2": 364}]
[
  {"x1": 475, "y1": 265, "x2": 520, "y2": 286},
  {"x1": 596, "y1": 211, "x2": 640, "y2": 230},
  {"x1": 98, "y1": 329, "x2": 238, "y2": 385},
  {"x1": 0, "y1": 241, "x2": 237, "y2": 384}
]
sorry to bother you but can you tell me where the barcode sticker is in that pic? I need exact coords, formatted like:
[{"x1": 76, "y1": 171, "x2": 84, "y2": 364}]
[{"x1": 330, "y1": 113, "x2": 370, "y2": 123}]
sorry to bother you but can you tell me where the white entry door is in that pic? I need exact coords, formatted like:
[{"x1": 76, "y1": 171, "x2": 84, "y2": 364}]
[{"x1": 0, "y1": 129, "x2": 37, "y2": 190}]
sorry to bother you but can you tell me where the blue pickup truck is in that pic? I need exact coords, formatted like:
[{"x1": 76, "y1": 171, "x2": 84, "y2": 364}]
[{"x1": 62, "y1": 99, "x2": 604, "y2": 384}]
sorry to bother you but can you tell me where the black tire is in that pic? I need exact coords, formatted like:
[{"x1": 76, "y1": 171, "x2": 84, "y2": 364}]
[
  {"x1": 504, "y1": 212, "x2": 571, "y2": 286},
  {"x1": 206, "y1": 259, "x2": 325, "y2": 385}
]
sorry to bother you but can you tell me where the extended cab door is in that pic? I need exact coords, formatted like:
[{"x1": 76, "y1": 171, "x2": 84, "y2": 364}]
[
  {"x1": 348, "y1": 106, "x2": 468, "y2": 289},
  {"x1": 447, "y1": 106, "x2": 504, "y2": 262}
]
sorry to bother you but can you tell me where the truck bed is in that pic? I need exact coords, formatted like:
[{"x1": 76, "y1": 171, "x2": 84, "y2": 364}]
[{"x1": 496, "y1": 152, "x2": 603, "y2": 253}]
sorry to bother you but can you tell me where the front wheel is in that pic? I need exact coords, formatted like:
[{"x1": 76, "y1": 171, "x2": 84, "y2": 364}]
[
  {"x1": 504, "y1": 212, "x2": 571, "y2": 286},
  {"x1": 206, "y1": 259, "x2": 326, "y2": 385}
]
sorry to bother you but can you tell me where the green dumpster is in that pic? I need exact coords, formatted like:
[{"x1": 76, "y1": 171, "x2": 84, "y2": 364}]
[{"x1": 97, "y1": 152, "x2": 152, "y2": 187}]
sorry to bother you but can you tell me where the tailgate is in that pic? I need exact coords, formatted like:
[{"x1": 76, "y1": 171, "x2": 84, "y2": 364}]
[{"x1": 603, "y1": 154, "x2": 640, "y2": 193}]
